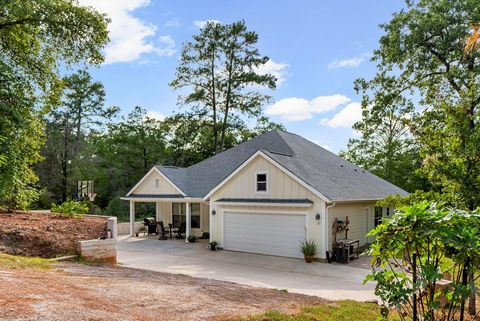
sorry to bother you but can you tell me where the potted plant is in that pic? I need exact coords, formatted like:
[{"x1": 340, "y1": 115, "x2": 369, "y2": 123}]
[
  {"x1": 187, "y1": 235, "x2": 197, "y2": 243},
  {"x1": 209, "y1": 241, "x2": 218, "y2": 251},
  {"x1": 300, "y1": 240, "x2": 317, "y2": 263}
]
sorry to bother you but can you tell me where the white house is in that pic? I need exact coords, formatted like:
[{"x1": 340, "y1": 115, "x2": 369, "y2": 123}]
[{"x1": 122, "y1": 130, "x2": 407, "y2": 259}]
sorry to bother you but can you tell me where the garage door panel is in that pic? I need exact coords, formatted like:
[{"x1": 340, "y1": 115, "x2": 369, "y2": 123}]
[{"x1": 223, "y1": 211, "x2": 306, "y2": 258}]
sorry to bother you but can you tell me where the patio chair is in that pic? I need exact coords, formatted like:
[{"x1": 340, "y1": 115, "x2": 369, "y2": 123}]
[
  {"x1": 175, "y1": 222, "x2": 186, "y2": 239},
  {"x1": 158, "y1": 221, "x2": 168, "y2": 240}
]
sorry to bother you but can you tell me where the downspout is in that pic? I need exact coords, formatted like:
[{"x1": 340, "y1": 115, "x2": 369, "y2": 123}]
[{"x1": 325, "y1": 202, "x2": 336, "y2": 259}]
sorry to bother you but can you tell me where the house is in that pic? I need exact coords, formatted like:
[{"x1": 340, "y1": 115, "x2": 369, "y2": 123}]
[{"x1": 122, "y1": 130, "x2": 408, "y2": 259}]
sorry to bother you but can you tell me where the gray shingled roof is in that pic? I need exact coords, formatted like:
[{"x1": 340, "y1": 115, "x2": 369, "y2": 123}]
[{"x1": 155, "y1": 130, "x2": 408, "y2": 201}]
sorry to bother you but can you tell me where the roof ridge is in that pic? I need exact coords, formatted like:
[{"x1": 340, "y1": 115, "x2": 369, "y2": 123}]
[{"x1": 271, "y1": 130, "x2": 295, "y2": 156}]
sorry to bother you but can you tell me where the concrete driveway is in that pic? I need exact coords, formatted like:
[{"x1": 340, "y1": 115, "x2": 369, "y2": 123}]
[{"x1": 117, "y1": 236, "x2": 376, "y2": 301}]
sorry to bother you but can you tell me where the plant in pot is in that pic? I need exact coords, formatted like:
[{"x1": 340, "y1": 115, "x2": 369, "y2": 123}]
[
  {"x1": 300, "y1": 240, "x2": 317, "y2": 263},
  {"x1": 209, "y1": 241, "x2": 218, "y2": 251},
  {"x1": 187, "y1": 235, "x2": 197, "y2": 243}
]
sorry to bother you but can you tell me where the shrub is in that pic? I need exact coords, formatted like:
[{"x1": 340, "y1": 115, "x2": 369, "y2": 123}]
[
  {"x1": 51, "y1": 199, "x2": 89, "y2": 218},
  {"x1": 187, "y1": 235, "x2": 197, "y2": 243},
  {"x1": 365, "y1": 202, "x2": 480, "y2": 321},
  {"x1": 300, "y1": 239, "x2": 317, "y2": 257}
]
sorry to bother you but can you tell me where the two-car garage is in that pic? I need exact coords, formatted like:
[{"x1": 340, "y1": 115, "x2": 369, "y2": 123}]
[{"x1": 222, "y1": 210, "x2": 307, "y2": 259}]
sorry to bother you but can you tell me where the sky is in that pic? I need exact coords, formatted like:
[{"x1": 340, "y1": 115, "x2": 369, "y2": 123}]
[{"x1": 77, "y1": 0, "x2": 405, "y2": 153}]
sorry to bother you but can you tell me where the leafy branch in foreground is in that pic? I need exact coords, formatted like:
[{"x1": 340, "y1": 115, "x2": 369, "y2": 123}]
[{"x1": 366, "y1": 202, "x2": 480, "y2": 321}]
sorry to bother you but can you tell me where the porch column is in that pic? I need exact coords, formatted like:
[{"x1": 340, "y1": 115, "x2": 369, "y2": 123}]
[
  {"x1": 129, "y1": 201, "x2": 135, "y2": 237},
  {"x1": 185, "y1": 201, "x2": 191, "y2": 242}
]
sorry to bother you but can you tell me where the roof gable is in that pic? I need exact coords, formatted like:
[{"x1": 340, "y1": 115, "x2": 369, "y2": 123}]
[{"x1": 126, "y1": 167, "x2": 186, "y2": 196}]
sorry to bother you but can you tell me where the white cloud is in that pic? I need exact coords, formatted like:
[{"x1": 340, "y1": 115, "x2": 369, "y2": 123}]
[
  {"x1": 265, "y1": 95, "x2": 351, "y2": 122},
  {"x1": 193, "y1": 19, "x2": 221, "y2": 29},
  {"x1": 157, "y1": 35, "x2": 176, "y2": 56},
  {"x1": 145, "y1": 110, "x2": 165, "y2": 121},
  {"x1": 327, "y1": 53, "x2": 371, "y2": 69},
  {"x1": 254, "y1": 60, "x2": 289, "y2": 85},
  {"x1": 320, "y1": 102, "x2": 362, "y2": 128},
  {"x1": 165, "y1": 17, "x2": 180, "y2": 27},
  {"x1": 78, "y1": 0, "x2": 175, "y2": 64}
]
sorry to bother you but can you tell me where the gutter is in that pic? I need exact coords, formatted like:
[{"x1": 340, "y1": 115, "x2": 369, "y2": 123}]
[{"x1": 325, "y1": 202, "x2": 336, "y2": 258}]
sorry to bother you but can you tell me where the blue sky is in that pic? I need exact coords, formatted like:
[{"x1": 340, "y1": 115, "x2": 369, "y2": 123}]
[{"x1": 78, "y1": 0, "x2": 405, "y2": 153}]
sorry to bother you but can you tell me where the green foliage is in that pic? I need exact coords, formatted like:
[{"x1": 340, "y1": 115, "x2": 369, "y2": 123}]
[
  {"x1": 0, "y1": 62, "x2": 44, "y2": 211},
  {"x1": 51, "y1": 199, "x2": 89, "y2": 217},
  {"x1": 239, "y1": 301, "x2": 399, "y2": 321},
  {"x1": 170, "y1": 20, "x2": 278, "y2": 153},
  {"x1": 0, "y1": 0, "x2": 109, "y2": 99},
  {"x1": 299, "y1": 239, "x2": 317, "y2": 257},
  {"x1": 0, "y1": 0, "x2": 109, "y2": 210},
  {"x1": 35, "y1": 70, "x2": 118, "y2": 203},
  {"x1": 365, "y1": 202, "x2": 480, "y2": 320},
  {"x1": 209, "y1": 241, "x2": 218, "y2": 247},
  {"x1": 360, "y1": 0, "x2": 480, "y2": 210},
  {"x1": 377, "y1": 190, "x2": 456, "y2": 209},
  {"x1": 0, "y1": 253, "x2": 51, "y2": 270},
  {"x1": 342, "y1": 73, "x2": 427, "y2": 192}
]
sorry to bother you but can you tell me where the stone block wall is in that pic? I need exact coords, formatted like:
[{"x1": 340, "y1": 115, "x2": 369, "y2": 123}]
[
  {"x1": 78, "y1": 238, "x2": 117, "y2": 264},
  {"x1": 117, "y1": 221, "x2": 144, "y2": 236}
]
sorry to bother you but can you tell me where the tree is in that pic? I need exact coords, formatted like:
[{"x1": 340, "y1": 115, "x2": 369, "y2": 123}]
[
  {"x1": 0, "y1": 0, "x2": 109, "y2": 99},
  {"x1": 360, "y1": 0, "x2": 480, "y2": 314},
  {"x1": 36, "y1": 70, "x2": 117, "y2": 202},
  {"x1": 94, "y1": 107, "x2": 169, "y2": 209},
  {"x1": 0, "y1": 62, "x2": 44, "y2": 210},
  {"x1": 341, "y1": 75, "x2": 427, "y2": 192},
  {"x1": 170, "y1": 20, "x2": 277, "y2": 153},
  {"x1": 0, "y1": 0, "x2": 109, "y2": 209},
  {"x1": 366, "y1": 202, "x2": 480, "y2": 321}
]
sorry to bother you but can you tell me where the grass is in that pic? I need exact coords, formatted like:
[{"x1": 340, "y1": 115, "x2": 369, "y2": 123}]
[
  {"x1": 0, "y1": 252, "x2": 52, "y2": 270},
  {"x1": 240, "y1": 300, "x2": 400, "y2": 321}
]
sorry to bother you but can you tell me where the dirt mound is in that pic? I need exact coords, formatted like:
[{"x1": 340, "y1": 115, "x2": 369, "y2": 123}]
[{"x1": 0, "y1": 211, "x2": 107, "y2": 258}]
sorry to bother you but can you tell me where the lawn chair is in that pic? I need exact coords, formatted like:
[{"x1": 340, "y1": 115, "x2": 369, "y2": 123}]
[
  {"x1": 175, "y1": 222, "x2": 186, "y2": 239},
  {"x1": 158, "y1": 221, "x2": 168, "y2": 240}
]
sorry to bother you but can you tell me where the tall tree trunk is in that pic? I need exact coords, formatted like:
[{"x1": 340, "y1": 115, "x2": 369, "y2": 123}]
[
  {"x1": 75, "y1": 101, "x2": 83, "y2": 153},
  {"x1": 220, "y1": 106, "x2": 230, "y2": 152},
  {"x1": 219, "y1": 48, "x2": 236, "y2": 152},
  {"x1": 62, "y1": 120, "x2": 69, "y2": 201},
  {"x1": 210, "y1": 51, "x2": 218, "y2": 154}
]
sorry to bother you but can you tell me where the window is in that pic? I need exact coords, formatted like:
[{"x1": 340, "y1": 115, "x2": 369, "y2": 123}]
[
  {"x1": 172, "y1": 203, "x2": 200, "y2": 229},
  {"x1": 154, "y1": 179, "x2": 160, "y2": 189},
  {"x1": 386, "y1": 207, "x2": 390, "y2": 216},
  {"x1": 374, "y1": 206, "x2": 383, "y2": 227},
  {"x1": 256, "y1": 172, "x2": 268, "y2": 192}
]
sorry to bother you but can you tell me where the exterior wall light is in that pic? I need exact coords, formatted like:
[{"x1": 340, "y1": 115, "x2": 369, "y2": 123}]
[
  {"x1": 211, "y1": 210, "x2": 216, "y2": 215},
  {"x1": 315, "y1": 213, "x2": 321, "y2": 221}
]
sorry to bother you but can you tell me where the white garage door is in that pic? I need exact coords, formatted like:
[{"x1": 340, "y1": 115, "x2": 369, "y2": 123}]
[{"x1": 223, "y1": 211, "x2": 306, "y2": 258}]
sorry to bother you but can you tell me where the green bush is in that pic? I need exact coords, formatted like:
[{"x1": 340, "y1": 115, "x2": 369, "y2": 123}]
[
  {"x1": 300, "y1": 239, "x2": 317, "y2": 257},
  {"x1": 51, "y1": 199, "x2": 89, "y2": 217},
  {"x1": 365, "y1": 202, "x2": 480, "y2": 321}
]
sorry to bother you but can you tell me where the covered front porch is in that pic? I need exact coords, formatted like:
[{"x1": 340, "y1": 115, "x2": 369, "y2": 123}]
[{"x1": 121, "y1": 195, "x2": 210, "y2": 242}]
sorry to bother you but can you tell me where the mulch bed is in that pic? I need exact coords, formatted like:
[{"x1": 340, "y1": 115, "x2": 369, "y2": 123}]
[{"x1": 0, "y1": 210, "x2": 107, "y2": 258}]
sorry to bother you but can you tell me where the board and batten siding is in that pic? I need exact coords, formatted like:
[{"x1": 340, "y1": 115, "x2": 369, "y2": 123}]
[
  {"x1": 327, "y1": 202, "x2": 376, "y2": 250},
  {"x1": 156, "y1": 201, "x2": 210, "y2": 236},
  {"x1": 132, "y1": 170, "x2": 180, "y2": 195},
  {"x1": 209, "y1": 154, "x2": 328, "y2": 258}
]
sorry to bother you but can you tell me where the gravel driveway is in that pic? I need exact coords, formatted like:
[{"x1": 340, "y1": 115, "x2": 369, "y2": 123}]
[
  {"x1": 117, "y1": 236, "x2": 376, "y2": 301},
  {"x1": 0, "y1": 263, "x2": 325, "y2": 321}
]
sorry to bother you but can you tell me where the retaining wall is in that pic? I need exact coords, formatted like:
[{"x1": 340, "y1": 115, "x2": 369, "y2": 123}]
[
  {"x1": 117, "y1": 221, "x2": 144, "y2": 236},
  {"x1": 78, "y1": 238, "x2": 117, "y2": 264}
]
